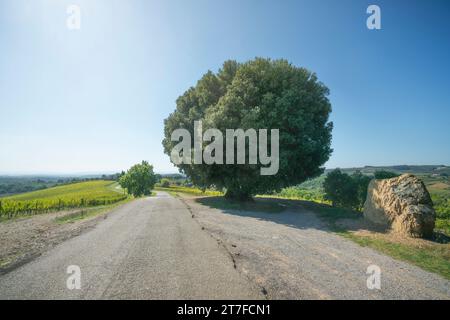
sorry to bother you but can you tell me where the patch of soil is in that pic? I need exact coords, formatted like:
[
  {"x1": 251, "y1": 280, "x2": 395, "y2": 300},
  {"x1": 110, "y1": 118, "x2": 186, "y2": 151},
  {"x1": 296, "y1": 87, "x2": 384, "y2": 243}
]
[{"x1": 0, "y1": 209, "x2": 111, "y2": 274}]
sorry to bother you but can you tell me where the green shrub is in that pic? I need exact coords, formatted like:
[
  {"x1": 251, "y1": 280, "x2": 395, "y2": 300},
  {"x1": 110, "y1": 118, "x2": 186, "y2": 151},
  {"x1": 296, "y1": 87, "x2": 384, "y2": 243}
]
[
  {"x1": 374, "y1": 170, "x2": 400, "y2": 180},
  {"x1": 276, "y1": 187, "x2": 325, "y2": 202},
  {"x1": 160, "y1": 178, "x2": 171, "y2": 188},
  {"x1": 323, "y1": 169, "x2": 371, "y2": 211}
]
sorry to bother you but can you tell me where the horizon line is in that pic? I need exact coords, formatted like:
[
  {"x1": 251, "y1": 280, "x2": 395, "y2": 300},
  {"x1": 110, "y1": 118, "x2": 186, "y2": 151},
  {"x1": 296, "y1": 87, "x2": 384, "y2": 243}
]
[{"x1": 0, "y1": 164, "x2": 448, "y2": 177}]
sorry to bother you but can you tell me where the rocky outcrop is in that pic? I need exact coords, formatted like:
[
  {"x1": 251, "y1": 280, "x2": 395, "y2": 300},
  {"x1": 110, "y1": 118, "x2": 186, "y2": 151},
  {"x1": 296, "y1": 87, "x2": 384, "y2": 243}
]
[{"x1": 363, "y1": 174, "x2": 435, "y2": 238}]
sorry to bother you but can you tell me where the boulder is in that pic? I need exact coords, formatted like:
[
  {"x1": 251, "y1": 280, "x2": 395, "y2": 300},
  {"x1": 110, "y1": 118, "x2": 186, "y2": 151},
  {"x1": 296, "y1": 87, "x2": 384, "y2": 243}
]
[{"x1": 363, "y1": 174, "x2": 435, "y2": 238}]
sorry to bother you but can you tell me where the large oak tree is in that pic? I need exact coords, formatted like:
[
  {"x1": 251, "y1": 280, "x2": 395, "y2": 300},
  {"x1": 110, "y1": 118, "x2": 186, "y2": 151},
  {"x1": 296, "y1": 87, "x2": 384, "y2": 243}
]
[{"x1": 163, "y1": 58, "x2": 333, "y2": 200}]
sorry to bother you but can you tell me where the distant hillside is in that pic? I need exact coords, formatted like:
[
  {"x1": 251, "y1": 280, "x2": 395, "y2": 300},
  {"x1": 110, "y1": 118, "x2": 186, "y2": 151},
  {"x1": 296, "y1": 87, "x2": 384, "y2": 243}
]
[
  {"x1": 0, "y1": 173, "x2": 122, "y2": 197},
  {"x1": 326, "y1": 165, "x2": 450, "y2": 176},
  {"x1": 302, "y1": 164, "x2": 450, "y2": 194}
]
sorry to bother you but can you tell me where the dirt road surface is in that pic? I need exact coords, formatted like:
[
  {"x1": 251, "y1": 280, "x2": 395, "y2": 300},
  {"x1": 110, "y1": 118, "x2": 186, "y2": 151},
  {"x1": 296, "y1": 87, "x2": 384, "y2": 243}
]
[{"x1": 0, "y1": 192, "x2": 448, "y2": 299}]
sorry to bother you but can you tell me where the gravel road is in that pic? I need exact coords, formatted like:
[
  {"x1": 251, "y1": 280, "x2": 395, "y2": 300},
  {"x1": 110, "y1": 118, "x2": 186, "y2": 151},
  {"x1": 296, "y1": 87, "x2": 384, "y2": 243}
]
[
  {"x1": 0, "y1": 192, "x2": 448, "y2": 300},
  {"x1": 183, "y1": 195, "x2": 450, "y2": 300},
  {"x1": 0, "y1": 192, "x2": 262, "y2": 299}
]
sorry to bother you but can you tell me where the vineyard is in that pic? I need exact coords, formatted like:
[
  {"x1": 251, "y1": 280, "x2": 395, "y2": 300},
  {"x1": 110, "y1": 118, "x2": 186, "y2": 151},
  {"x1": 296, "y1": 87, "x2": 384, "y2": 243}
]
[{"x1": 0, "y1": 180, "x2": 127, "y2": 219}]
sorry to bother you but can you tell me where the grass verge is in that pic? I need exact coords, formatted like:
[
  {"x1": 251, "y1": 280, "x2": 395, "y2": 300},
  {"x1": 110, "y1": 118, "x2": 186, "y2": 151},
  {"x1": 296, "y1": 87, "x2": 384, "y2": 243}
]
[
  {"x1": 155, "y1": 186, "x2": 222, "y2": 196},
  {"x1": 341, "y1": 231, "x2": 450, "y2": 280},
  {"x1": 54, "y1": 197, "x2": 133, "y2": 224},
  {"x1": 298, "y1": 200, "x2": 450, "y2": 280}
]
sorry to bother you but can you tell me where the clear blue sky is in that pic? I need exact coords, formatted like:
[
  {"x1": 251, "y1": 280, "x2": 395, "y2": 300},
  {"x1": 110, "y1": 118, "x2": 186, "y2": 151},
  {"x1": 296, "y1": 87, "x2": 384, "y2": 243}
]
[{"x1": 0, "y1": 0, "x2": 449, "y2": 174}]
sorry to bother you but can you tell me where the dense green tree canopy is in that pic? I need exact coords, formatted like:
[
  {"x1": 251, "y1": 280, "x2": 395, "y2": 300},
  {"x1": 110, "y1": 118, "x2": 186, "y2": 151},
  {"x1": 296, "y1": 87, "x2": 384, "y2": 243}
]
[
  {"x1": 351, "y1": 171, "x2": 372, "y2": 210},
  {"x1": 323, "y1": 169, "x2": 356, "y2": 208},
  {"x1": 163, "y1": 58, "x2": 333, "y2": 200},
  {"x1": 374, "y1": 170, "x2": 400, "y2": 180},
  {"x1": 323, "y1": 169, "x2": 371, "y2": 210},
  {"x1": 119, "y1": 161, "x2": 156, "y2": 197}
]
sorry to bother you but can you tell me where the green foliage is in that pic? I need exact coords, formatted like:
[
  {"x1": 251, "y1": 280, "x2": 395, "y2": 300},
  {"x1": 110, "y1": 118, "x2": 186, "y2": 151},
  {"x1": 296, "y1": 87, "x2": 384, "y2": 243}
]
[
  {"x1": 431, "y1": 193, "x2": 450, "y2": 235},
  {"x1": 119, "y1": 161, "x2": 157, "y2": 197},
  {"x1": 432, "y1": 193, "x2": 450, "y2": 219},
  {"x1": 163, "y1": 58, "x2": 333, "y2": 200},
  {"x1": 297, "y1": 175, "x2": 326, "y2": 191},
  {"x1": 0, "y1": 181, "x2": 127, "y2": 219},
  {"x1": 155, "y1": 185, "x2": 223, "y2": 197},
  {"x1": 160, "y1": 178, "x2": 171, "y2": 188},
  {"x1": 0, "y1": 173, "x2": 126, "y2": 197},
  {"x1": 323, "y1": 169, "x2": 371, "y2": 211},
  {"x1": 343, "y1": 233, "x2": 450, "y2": 280},
  {"x1": 351, "y1": 171, "x2": 372, "y2": 210},
  {"x1": 374, "y1": 170, "x2": 400, "y2": 180},
  {"x1": 323, "y1": 169, "x2": 357, "y2": 208},
  {"x1": 275, "y1": 186, "x2": 326, "y2": 202},
  {"x1": 0, "y1": 177, "x2": 61, "y2": 195}
]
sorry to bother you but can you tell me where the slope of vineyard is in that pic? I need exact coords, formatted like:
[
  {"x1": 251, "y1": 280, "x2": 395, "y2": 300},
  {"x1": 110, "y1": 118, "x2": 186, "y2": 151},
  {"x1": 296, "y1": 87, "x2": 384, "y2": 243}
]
[{"x1": 0, "y1": 180, "x2": 127, "y2": 219}]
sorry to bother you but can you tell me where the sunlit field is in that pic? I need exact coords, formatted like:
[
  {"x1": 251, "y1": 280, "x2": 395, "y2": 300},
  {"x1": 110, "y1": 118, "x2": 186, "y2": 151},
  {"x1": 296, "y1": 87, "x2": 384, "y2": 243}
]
[{"x1": 0, "y1": 180, "x2": 127, "y2": 219}]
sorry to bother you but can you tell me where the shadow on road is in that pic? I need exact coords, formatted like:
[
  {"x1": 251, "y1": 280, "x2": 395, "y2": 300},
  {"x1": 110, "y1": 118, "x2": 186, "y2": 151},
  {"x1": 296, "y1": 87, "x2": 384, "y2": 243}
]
[
  {"x1": 195, "y1": 196, "x2": 450, "y2": 244},
  {"x1": 195, "y1": 196, "x2": 342, "y2": 232}
]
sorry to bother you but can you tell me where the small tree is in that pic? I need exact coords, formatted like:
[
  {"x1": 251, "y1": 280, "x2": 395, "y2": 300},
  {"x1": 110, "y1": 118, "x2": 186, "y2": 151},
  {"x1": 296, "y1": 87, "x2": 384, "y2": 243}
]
[
  {"x1": 374, "y1": 170, "x2": 399, "y2": 180},
  {"x1": 119, "y1": 161, "x2": 157, "y2": 197},
  {"x1": 323, "y1": 169, "x2": 356, "y2": 208},
  {"x1": 160, "y1": 178, "x2": 171, "y2": 188},
  {"x1": 323, "y1": 169, "x2": 371, "y2": 210}
]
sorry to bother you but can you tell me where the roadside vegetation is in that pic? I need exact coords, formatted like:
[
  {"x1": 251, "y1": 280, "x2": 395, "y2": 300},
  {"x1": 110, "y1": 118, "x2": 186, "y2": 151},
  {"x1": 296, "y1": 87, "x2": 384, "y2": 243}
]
[
  {"x1": 343, "y1": 233, "x2": 450, "y2": 280},
  {"x1": 155, "y1": 185, "x2": 222, "y2": 197},
  {"x1": 428, "y1": 181, "x2": 450, "y2": 236},
  {"x1": 322, "y1": 169, "x2": 371, "y2": 211},
  {"x1": 0, "y1": 180, "x2": 127, "y2": 220},
  {"x1": 54, "y1": 199, "x2": 133, "y2": 224}
]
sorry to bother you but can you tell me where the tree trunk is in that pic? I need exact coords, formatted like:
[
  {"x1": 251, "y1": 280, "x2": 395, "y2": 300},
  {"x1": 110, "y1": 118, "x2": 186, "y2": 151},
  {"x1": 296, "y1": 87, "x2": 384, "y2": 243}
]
[{"x1": 224, "y1": 188, "x2": 253, "y2": 202}]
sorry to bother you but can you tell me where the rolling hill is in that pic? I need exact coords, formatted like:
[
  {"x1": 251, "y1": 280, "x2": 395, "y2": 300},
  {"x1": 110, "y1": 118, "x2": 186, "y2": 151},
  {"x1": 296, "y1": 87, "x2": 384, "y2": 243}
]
[{"x1": 0, "y1": 180, "x2": 127, "y2": 219}]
